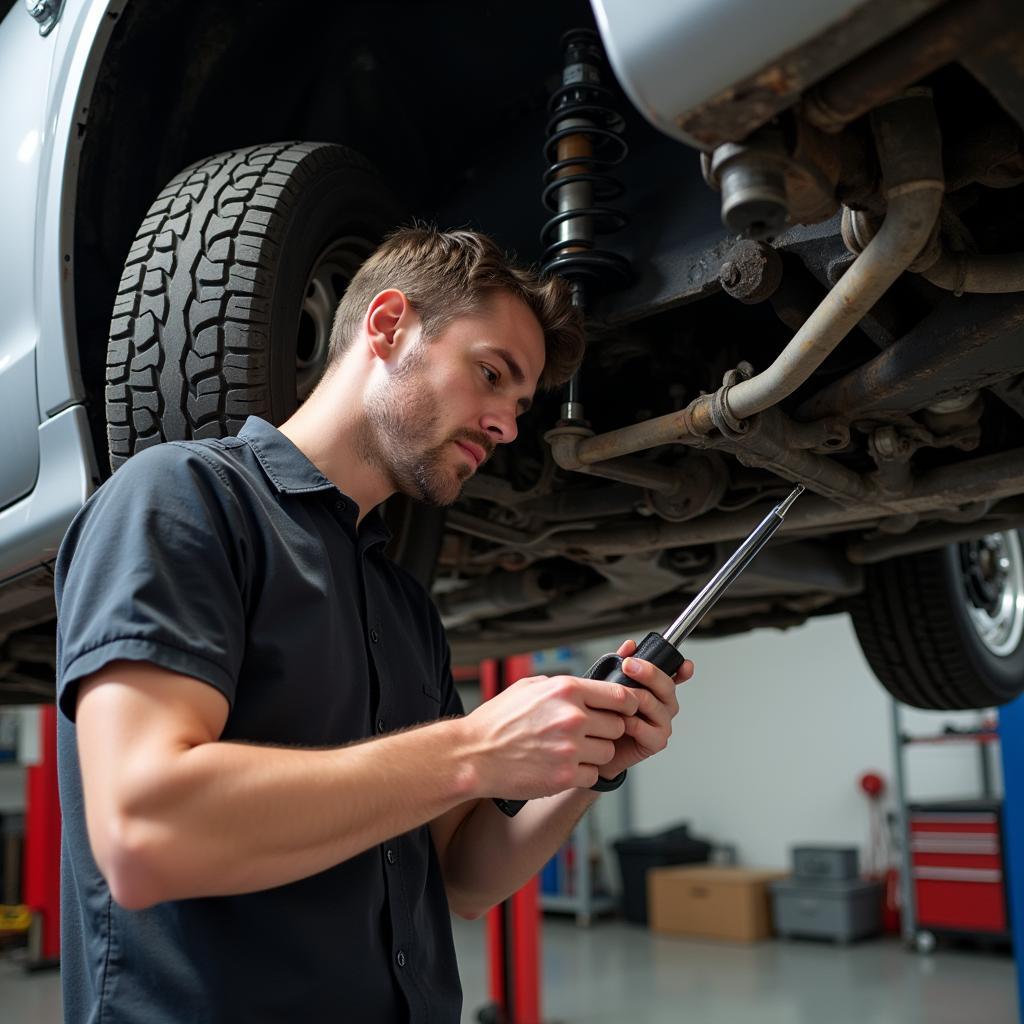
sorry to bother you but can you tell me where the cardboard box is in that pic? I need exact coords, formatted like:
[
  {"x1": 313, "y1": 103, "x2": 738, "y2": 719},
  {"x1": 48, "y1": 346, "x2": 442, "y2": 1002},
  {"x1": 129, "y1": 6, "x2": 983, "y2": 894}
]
[{"x1": 647, "y1": 866, "x2": 787, "y2": 942}]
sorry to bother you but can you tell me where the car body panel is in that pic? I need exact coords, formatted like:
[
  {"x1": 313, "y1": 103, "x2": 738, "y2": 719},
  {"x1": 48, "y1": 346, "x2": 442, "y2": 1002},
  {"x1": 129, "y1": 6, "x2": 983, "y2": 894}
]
[
  {"x1": 33, "y1": 0, "x2": 125, "y2": 420},
  {"x1": 591, "y1": 0, "x2": 936, "y2": 148},
  {"x1": 0, "y1": 5, "x2": 54, "y2": 509},
  {"x1": 0, "y1": 0, "x2": 119, "y2": 582},
  {"x1": 0, "y1": 348, "x2": 42, "y2": 507},
  {"x1": 0, "y1": 405, "x2": 97, "y2": 582}
]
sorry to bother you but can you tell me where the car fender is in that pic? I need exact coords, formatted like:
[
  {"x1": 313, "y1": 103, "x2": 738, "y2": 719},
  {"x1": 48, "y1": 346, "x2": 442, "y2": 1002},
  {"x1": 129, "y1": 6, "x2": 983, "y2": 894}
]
[
  {"x1": 0, "y1": 0, "x2": 117, "y2": 581},
  {"x1": 33, "y1": 0, "x2": 127, "y2": 418}
]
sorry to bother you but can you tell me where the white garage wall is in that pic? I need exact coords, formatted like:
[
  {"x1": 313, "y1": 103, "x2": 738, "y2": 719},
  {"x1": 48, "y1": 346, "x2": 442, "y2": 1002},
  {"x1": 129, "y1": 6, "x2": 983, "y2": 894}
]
[
  {"x1": 576, "y1": 613, "x2": 1000, "y2": 871},
  {"x1": 0, "y1": 766, "x2": 25, "y2": 814}
]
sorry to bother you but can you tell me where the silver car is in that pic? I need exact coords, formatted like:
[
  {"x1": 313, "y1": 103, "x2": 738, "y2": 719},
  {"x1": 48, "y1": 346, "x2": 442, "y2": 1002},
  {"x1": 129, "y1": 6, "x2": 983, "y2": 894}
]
[{"x1": 2, "y1": 0, "x2": 1023, "y2": 710}]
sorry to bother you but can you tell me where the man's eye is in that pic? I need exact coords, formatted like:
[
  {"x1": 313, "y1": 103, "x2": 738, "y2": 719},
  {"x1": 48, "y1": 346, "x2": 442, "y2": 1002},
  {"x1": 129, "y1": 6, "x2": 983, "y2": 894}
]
[{"x1": 481, "y1": 366, "x2": 499, "y2": 386}]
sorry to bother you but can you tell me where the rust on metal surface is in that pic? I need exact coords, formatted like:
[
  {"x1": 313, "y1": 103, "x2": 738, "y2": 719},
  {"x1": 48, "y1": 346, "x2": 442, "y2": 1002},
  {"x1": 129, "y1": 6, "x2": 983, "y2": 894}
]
[
  {"x1": 572, "y1": 401, "x2": 708, "y2": 467},
  {"x1": 804, "y1": 0, "x2": 1007, "y2": 132},
  {"x1": 718, "y1": 240, "x2": 784, "y2": 303},
  {"x1": 784, "y1": 118, "x2": 842, "y2": 223},
  {"x1": 709, "y1": 407, "x2": 868, "y2": 504},
  {"x1": 675, "y1": 0, "x2": 943, "y2": 147},
  {"x1": 796, "y1": 294, "x2": 1024, "y2": 422},
  {"x1": 544, "y1": 447, "x2": 1024, "y2": 557}
]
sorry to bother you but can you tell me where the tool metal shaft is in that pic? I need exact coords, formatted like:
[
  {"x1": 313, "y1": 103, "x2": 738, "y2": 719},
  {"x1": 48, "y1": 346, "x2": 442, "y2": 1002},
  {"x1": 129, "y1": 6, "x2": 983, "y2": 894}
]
[{"x1": 663, "y1": 485, "x2": 804, "y2": 647}]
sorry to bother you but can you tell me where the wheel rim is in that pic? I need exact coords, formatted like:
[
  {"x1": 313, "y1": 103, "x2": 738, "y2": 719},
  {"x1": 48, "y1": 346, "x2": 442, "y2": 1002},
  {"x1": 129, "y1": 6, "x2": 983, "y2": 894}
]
[
  {"x1": 296, "y1": 237, "x2": 374, "y2": 402},
  {"x1": 959, "y1": 531, "x2": 1024, "y2": 657}
]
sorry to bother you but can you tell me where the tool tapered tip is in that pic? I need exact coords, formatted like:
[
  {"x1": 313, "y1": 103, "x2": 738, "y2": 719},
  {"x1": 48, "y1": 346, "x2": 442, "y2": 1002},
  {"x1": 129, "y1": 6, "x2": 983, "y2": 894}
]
[{"x1": 775, "y1": 484, "x2": 804, "y2": 517}]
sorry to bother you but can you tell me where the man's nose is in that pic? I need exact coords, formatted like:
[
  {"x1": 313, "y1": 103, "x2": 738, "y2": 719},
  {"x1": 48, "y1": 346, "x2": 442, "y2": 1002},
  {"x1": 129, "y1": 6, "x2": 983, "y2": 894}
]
[{"x1": 481, "y1": 405, "x2": 518, "y2": 445}]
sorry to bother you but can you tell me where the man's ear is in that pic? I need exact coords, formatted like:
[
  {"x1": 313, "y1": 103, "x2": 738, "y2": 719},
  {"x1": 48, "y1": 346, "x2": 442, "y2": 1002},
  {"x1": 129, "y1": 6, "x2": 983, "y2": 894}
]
[{"x1": 364, "y1": 289, "x2": 409, "y2": 362}]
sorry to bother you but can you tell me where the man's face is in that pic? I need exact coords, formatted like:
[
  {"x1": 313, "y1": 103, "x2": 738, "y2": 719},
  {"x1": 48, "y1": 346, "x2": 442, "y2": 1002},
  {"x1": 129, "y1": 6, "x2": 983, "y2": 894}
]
[{"x1": 361, "y1": 291, "x2": 545, "y2": 507}]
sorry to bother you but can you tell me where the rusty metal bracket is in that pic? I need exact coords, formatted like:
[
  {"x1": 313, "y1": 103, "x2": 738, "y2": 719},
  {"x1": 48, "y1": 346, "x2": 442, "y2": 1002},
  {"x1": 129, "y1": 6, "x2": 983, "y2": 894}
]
[{"x1": 710, "y1": 365, "x2": 752, "y2": 439}]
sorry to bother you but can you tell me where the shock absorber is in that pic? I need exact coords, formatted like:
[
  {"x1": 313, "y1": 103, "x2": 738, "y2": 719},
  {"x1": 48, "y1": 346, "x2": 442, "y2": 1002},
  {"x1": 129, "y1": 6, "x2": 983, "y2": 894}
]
[{"x1": 540, "y1": 28, "x2": 631, "y2": 423}]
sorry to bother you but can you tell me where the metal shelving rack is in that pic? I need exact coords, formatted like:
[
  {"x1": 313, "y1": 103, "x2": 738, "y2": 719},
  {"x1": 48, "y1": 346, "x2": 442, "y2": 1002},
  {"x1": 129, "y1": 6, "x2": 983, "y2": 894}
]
[
  {"x1": 538, "y1": 778, "x2": 631, "y2": 926},
  {"x1": 890, "y1": 700, "x2": 1001, "y2": 949}
]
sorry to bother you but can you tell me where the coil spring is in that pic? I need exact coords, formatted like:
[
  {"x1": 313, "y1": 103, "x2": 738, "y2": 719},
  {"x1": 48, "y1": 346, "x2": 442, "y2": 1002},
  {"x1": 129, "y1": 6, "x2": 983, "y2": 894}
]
[{"x1": 540, "y1": 29, "x2": 631, "y2": 291}]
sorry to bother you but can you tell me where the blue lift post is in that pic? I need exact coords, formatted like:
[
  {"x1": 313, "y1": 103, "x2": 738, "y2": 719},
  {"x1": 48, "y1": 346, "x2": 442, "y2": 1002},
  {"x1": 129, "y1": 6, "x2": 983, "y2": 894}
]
[{"x1": 999, "y1": 694, "x2": 1024, "y2": 1021}]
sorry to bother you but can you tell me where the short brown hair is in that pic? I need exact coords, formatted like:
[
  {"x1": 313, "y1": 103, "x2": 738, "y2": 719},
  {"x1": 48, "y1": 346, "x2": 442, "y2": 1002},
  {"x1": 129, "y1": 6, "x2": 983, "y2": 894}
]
[{"x1": 326, "y1": 226, "x2": 584, "y2": 390}]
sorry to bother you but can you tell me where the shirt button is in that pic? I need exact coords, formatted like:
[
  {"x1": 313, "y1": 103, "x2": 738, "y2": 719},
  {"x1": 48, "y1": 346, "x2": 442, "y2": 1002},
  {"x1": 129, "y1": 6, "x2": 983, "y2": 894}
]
[
  {"x1": 334, "y1": 499, "x2": 345, "y2": 513},
  {"x1": 376, "y1": 718, "x2": 386, "y2": 734},
  {"x1": 396, "y1": 950, "x2": 407, "y2": 968},
  {"x1": 370, "y1": 628, "x2": 380, "y2": 644},
  {"x1": 386, "y1": 848, "x2": 396, "y2": 865}
]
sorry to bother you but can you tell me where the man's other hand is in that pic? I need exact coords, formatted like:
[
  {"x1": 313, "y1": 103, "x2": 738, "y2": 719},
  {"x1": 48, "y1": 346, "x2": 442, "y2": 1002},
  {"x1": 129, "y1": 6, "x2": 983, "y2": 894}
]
[{"x1": 595, "y1": 637, "x2": 693, "y2": 782}]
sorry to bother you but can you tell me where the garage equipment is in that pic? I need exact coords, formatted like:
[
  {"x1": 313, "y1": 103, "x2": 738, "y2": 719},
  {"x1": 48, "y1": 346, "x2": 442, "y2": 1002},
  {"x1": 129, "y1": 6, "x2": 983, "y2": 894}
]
[
  {"x1": 890, "y1": 699, "x2": 1011, "y2": 952},
  {"x1": 769, "y1": 843, "x2": 883, "y2": 944},
  {"x1": 495, "y1": 483, "x2": 804, "y2": 817},
  {"x1": 24, "y1": 704, "x2": 61, "y2": 968},
  {"x1": 908, "y1": 800, "x2": 1009, "y2": 946},
  {"x1": 478, "y1": 655, "x2": 543, "y2": 1024},
  {"x1": 770, "y1": 876, "x2": 884, "y2": 944}
]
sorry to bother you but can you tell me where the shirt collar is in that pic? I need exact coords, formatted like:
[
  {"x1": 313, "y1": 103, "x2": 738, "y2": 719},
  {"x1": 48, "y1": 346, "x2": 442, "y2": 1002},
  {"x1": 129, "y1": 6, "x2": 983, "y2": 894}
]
[
  {"x1": 239, "y1": 416, "x2": 336, "y2": 495},
  {"x1": 238, "y1": 417, "x2": 392, "y2": 548}
]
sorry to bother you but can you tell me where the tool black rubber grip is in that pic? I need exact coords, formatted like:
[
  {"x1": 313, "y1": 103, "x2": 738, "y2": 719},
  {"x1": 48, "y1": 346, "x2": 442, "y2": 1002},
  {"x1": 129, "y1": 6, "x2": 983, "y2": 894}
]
[
  {"x1": 493, "y1": 632, "x2": 685, "y2": 817},
  {"x1": 584, "y1": 631, "x2": 685, "y2": 690}
]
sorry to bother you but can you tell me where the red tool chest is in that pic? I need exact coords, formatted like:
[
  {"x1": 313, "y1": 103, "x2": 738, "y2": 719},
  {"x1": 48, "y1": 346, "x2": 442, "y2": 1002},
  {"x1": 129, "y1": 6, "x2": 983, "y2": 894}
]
[{"x1": 908, "y1": 800, "x2": 1008, "y2": 937}]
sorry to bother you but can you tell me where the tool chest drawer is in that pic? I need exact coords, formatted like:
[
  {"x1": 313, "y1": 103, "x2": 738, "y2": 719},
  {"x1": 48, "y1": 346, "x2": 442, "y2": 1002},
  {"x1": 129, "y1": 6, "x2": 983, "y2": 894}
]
[{"x1": 908, "y1": 802, "x2": 1008, "y2": 936}]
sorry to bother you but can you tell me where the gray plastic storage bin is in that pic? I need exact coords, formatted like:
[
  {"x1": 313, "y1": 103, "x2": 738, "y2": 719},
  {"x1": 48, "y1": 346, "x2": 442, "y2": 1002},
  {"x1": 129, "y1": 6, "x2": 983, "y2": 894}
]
[
  {"x1": 770, "y1": 878, "x2": 883, "y2": 943},
  {"x1": 791, "y1": 845, "x2": 859, "y2": 882}
]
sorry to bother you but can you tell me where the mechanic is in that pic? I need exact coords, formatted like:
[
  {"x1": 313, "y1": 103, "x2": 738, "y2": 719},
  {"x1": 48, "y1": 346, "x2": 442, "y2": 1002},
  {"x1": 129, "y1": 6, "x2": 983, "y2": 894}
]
[{"x1": 55, "y1": 227, "x2": 693, "y2": 1023}]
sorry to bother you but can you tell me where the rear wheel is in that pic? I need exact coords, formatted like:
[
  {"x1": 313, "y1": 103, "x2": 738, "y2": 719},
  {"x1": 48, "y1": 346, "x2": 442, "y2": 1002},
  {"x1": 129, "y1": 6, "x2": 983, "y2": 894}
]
[
  {"x1": 105, "y1": 141, "x2": 443, "y2": 586},
  {"x1": 850, "y1": 531, "x2": 1024, "y2": 709}
]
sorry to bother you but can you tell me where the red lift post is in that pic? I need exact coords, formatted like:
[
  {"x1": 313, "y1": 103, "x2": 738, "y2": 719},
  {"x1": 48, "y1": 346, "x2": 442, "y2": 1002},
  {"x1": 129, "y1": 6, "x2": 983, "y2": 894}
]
[
  {"x1": 479, "y1": 656, "x2": 542, "y2": 1024},
  {"x1": 23, "y1": 703, "x2": 61, "y2": 966}
]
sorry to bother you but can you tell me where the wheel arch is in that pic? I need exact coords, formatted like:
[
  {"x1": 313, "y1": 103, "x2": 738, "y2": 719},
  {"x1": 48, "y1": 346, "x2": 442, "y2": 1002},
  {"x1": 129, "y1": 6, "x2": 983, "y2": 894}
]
[
  {"x1": 71, "y1": 0, "x2": 364, "y2": 473},
  {"x1": 69, "y1": 0, "x2": 600, "y2": 471}
]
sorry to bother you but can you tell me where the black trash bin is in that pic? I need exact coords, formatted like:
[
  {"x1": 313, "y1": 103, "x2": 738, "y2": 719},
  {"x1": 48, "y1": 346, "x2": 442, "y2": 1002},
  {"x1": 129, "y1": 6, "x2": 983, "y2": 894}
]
[{"x1": 613, "y1": 824, "x2": 711, "y2": 924}]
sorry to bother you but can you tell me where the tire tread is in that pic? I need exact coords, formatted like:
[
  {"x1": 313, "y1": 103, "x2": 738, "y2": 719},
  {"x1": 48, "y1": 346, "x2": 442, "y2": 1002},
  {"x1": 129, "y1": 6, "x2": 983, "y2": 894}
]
[
  {"x1": 850, "y1": 549, "x2": 1002, "y2": 709},
  {"x1": 106, "y1": 141, "x2": 378, "y2": 469}
]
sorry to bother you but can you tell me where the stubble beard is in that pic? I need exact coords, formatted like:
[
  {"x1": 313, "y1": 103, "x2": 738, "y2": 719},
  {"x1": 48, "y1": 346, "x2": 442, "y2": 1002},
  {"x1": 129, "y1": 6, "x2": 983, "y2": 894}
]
[{"x1": 356, "y1": 351, "x2": 472, "y2": 507}]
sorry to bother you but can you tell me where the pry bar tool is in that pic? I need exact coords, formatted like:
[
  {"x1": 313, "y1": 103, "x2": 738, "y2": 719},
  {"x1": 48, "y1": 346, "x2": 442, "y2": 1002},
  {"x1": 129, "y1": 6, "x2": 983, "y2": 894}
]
[{"x1": 494, "y1": 484, "x2": 804, "y2": 817}]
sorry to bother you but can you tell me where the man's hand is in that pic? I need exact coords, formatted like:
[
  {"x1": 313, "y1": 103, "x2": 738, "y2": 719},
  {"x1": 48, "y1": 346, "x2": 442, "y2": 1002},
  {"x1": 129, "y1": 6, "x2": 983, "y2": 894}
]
[
  {"x1": 432, "y1": 645, "x2": 691, "y2": 918},
  {"x1": 462, "y1": 672, "x2": 641, "y2": 800},
  {"x1": 596, "y1": 638, "x2": 694, "y2": 781}
]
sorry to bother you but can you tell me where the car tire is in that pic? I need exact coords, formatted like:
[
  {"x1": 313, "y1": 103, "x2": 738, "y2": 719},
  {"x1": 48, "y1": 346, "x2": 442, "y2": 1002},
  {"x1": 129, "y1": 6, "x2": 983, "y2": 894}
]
[
  {"x1": 105, "y1": 141, "x2": 443, "y2": 586},
  {"x1": 849, "y1": 531, "x2": 1024, "y2": 709}
]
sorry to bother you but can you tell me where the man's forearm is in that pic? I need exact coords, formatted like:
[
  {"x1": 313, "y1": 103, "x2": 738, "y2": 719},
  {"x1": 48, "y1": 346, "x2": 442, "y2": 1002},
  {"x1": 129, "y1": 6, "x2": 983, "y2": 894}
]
[
  {"x1": 441, "y1": 785, "x2": 601, "y2": 917},
  {"x1": 99, "y1": 718, "x2": 478, "y2": 908}
]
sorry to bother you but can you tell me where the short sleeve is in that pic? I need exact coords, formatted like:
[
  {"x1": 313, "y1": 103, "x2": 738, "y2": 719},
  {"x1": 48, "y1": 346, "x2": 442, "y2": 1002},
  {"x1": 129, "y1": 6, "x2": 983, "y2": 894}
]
[{"x1": 55, "y1": 442, "x2": 249, "y2": 723}]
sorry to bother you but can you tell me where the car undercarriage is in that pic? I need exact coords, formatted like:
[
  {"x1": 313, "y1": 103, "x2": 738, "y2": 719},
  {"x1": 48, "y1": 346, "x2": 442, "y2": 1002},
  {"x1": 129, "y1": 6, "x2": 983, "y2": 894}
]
[{"x1": 3, "y1": 0, "x2": 1024, "y2": 710}]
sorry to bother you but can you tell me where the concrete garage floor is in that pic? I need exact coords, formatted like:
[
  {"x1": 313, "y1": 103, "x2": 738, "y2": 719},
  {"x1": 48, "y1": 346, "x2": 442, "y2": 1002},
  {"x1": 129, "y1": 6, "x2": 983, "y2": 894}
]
[
  {"x1": 0, "y1": 918, "x2": 1016, "y2": 1022},
  {"x1": 453, "y1": 917, "x2": 1018, "y2": 1024}
]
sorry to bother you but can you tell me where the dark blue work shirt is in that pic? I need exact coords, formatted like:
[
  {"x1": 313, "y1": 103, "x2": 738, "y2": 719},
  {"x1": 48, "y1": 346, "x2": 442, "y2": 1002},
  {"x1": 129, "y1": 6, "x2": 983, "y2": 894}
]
[{"x1": 55, "y1": 417, "x2": 465, "y2": 1024}]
